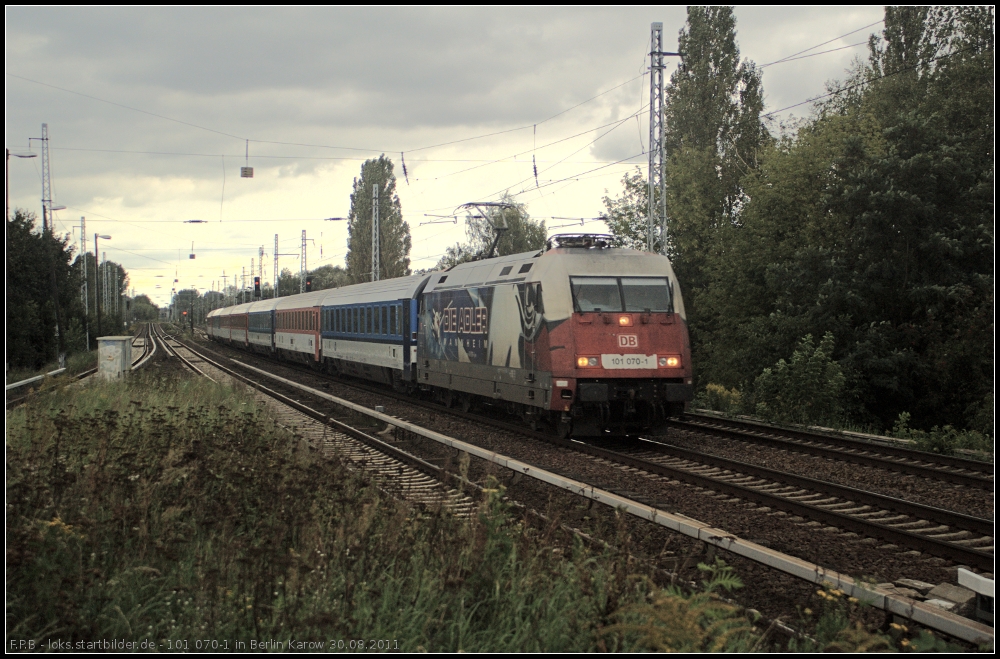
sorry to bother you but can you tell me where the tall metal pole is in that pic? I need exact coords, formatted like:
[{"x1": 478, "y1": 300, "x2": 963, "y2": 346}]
[
  {"x1": 647, "y1": 23, "x2": 665, "y2": 254},
  {"x1": 103, "y1": 252, "x2": 108, "y2": 329},
  {"x1": 273, "y1": 234, "x2": 279, "y2": 299},
  {"x1": 300, "y1": 230, "x2": 307, "y2": 293},
  {"x1": 258, "y1": 246, "x2": 264, "y2": 297},
  {"x1": 95, "y1": 236, "x2": 102, "y2": 337},
  {"x1": 40, "y1": 123, "x2": 51, "y2": 232},
  {"x1": 372, "y1": 183, "x2": 380, "y2": 281},
  {"x1": 647, "y1": 24, "x2": 682, "y2": 255},
  {"x1": 81, "y1": 217, "x2": 89, "y2": 348}
]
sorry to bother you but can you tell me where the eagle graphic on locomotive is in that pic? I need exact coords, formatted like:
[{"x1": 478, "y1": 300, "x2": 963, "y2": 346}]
[{"x1": 207, "y1": 234, "x2": 693, "y2": 437}]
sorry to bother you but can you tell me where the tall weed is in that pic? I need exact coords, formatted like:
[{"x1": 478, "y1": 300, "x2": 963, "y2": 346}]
[{"x1": 5, "y1": 374, "x2": 731, "y2": 650}]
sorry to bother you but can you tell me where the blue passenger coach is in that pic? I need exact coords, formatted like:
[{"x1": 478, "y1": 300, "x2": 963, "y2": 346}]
[{"x1": 318, "y1": 274, "x2": 431, "y2": 388}]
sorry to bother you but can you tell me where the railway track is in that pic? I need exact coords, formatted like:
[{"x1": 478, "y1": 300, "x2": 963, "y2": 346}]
[
  {"x1": 673, "y1": 414, "x2": 993, "y2": 490},
  {"x1": 600, "y1": 438, "x2": 993, "y2": 571},
  {"x1": 175, "y1": 330, "x2": 993, "y2": 644},
  {"x1": 152, "y1": 325, "x2": 477, "y2": 517},
  {"x1": 184, "y1": 332, "x2": 994, "y2": 571}
]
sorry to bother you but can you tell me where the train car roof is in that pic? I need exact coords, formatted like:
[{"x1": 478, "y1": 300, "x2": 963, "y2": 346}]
[
  {"x1": 422, "y1": 250, "x2": 542, "y2": 294},
  {"x1": 422, "y1": 243, "x2": 687, "y2": 320},
  {"x1": 208, "y1": 301, "x2": 253, "y2": 317},
  {"x1": 272, "y1": 290, "x2": 329, "y2": 311},
  {"x1": 316, "y1": 273, "x2": 436, "y2": 306},
  {"x1": 247, "y1": 297, "x2": 279, "y2": 314}
]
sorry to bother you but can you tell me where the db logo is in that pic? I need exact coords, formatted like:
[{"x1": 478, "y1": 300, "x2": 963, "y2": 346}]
[{"x1": 618, "y1": 334, "x2": 638, "y2": 348}]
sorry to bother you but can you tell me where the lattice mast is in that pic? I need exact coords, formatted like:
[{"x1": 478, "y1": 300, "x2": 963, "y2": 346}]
[
  {"x1": 41, "y1": 123, "x2": 52, "y2": 232},
  {"x1": 300, "y1": 230, "x2": 307, "y2": 293},
  {"x1": 647, "y1": 24, "x2": 665, "y2": 254}
]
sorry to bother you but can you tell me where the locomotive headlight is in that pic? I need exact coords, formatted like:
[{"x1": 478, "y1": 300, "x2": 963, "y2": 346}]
[
  {"x1": 618, "y1": 315, "x2": 633, "y2": 326},
  {"x1": 577, "y1": 356, "x2": 600, "y2": 368},
  {"x1": 659, "y1": 355, "x2": 681, "y2": 368}
]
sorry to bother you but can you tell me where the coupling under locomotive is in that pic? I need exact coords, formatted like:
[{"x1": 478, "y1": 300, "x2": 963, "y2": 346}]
[{"x1": 418, "y1": 233, "x2": 693, "y2": 436}]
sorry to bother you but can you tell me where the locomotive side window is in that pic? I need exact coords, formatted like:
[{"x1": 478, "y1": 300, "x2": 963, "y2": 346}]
[
  {"x1": 621, "y1": 277, "x2": 672, "y2": 312},
  {"x1": 570, "y1": 277, "x2": 622, "y2": 312}
]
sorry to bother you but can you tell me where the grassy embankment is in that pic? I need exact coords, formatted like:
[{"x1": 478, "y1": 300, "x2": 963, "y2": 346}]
[
  {"x1": 6, "y1": 350, "x2": 98, "y2": 386},
  {"x1": 8, "y1": 371, "x2": 919, "y2": 651}
]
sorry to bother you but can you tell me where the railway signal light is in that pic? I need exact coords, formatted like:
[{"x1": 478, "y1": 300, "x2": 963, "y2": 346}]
[
  {"x1": 254, "y1": 276, "x2": 261, "y2": 297},
  {"x1": 305, "y1": 275, "x2": 313, "y2": 292}
]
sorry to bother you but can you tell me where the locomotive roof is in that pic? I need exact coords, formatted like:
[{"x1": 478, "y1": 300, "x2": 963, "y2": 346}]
[
  {"x1": 423, "y1": 250, "x2": 542, "y2": 293},
  {"x1": 422, "y1": 245, "x2": 687, "y2": 320}
]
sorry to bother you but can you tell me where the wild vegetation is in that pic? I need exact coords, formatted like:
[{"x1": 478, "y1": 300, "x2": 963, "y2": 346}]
[
  {"x1": 605, "y1": 7, "x2": 993, "y2": 440},
  {"x1": 7, "y1": 372, "x2": 918, "y2": 651},
  {"x1": 6, "y1": 208, "x2": 152, "y2": 372}
]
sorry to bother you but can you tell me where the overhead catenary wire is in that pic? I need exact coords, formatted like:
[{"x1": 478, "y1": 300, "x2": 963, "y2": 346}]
[
  {"x1": 7, "y1": 70, "x2": 646, "y2": 157},
  {"x1": 764, "y1": 44, "x2": 987, "y2": 117},
  {"x1": 758, "y1": 19, "x2": 884, "y2": 68}
]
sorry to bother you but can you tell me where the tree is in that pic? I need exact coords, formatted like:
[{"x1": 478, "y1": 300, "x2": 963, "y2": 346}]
[
  {"x1": 662, "y1": 6, "x2": 767, "y2": 293},
  {"x1": 345, "y1": 155, "x2": 412, "y2": 283},
  {"x1": 132, "y1": 294, "x2": 160, "y2": 322},
  {"x1": 600, "y1": 169, "x2": 648, "y2": 251},
  {"x1": 277, "y1": 267, "x2": 300, "y2": 297},
  {"x1": 6, "y1": 209, "x2": 84, "y2": 369},
  {"x1": 691, "y1": 7, "x2": 993, "y2": 432},
  {"x1": 308, "y1": 264, "x2": 351, "y2": 291},
  {"x1": 435, "y1": 194, "x2": 546, "y2": 270}
]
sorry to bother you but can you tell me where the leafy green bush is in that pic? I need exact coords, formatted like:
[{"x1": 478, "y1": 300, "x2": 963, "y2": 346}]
[
  {"x1": 748, "y1": 332, "x2": 845, "y2": 426},
  {"x1": 695, "y1": 384, "x2": 743, "y2": 416},
  {"x1": 891, "y1": 412, "x2": 993, "y2": 457}
]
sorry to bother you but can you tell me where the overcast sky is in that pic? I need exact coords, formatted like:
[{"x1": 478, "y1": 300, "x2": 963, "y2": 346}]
[{"x1": 6, "y1": 6, "x2": 884, "y2": 307}]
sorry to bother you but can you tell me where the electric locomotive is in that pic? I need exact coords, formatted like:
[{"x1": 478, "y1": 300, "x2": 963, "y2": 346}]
[
  {"x1": 418, "y1": 234, "x2": 692, "y2": 436},
  {"x1": 206, "y1": 233, "x2": 693, "y2": 437}
]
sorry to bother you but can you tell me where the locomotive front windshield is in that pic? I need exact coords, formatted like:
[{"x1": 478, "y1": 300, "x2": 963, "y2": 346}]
[{"x1": 571, "y1": 276, "x2": 672, "y2": 313}]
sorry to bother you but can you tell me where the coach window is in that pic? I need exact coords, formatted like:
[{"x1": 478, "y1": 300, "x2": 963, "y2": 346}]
[
  {"x1": 389, "y1": 306, "x2": 397, "y2": 337},
  {"x1": 381, "y1": 306, "x2": 387, "y2": 335},
  {"x1": 364, "y1": 307, "x2": 370, "y2": 335}
]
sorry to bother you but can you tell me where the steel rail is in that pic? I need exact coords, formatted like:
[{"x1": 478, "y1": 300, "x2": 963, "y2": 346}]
[
  {"x1": 155, "y1": 327, "x2": 455, "y2": 489},
  {"x1": 188, "y1": 334, "x2": 994, "y2": 570},
  {"x1": 572, "y1": 439, "x2": 993, "y2": 571},
  {"x1": 180, "y1": 333, "x2": 995, "y2": 643},
  {"x1": 684, "y1": 412, "x2": 993, "y2": 474}
]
